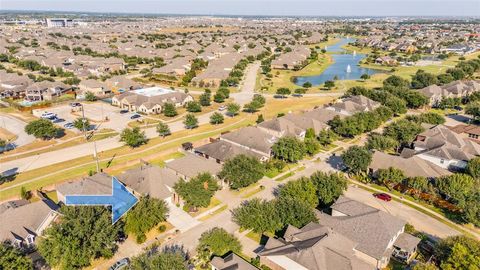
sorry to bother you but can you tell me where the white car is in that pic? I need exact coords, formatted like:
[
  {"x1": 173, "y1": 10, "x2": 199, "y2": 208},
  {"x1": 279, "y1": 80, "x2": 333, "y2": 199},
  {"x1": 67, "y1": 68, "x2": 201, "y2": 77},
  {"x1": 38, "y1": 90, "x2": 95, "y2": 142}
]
[
  {"x1": 41, "y1": 112, "x2": 57, "y2": 119},
  {"x1": 218, "y1": 105, "x2": 226, "y2": 111}
]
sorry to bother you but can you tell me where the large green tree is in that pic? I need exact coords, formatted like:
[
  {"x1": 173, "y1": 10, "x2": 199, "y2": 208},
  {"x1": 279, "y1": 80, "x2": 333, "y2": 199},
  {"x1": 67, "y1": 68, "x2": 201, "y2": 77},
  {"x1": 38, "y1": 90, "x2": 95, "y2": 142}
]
[
  {"x1": 120, "y1": 127, "x2": 148, "y2": 147},
  {"x1": 174, "y1": 172, "x2": 218, "y2": 210},
  {"x1": 183, "y1": 113, "x2": 198, "y2": 129},
  {"x1": 130, "y1": 250, "x2": 187, "y2": 270},
  {"x1": 434, "y1": 235, "x2": 480, "y2": 270},
  {"x1": 310, "y1": 171, "x2": 348, "y2": 206},
  {"x1": 186, "y1": 101, "x2": 202, "y2": 112},
  {"x1": 219, "y1": 154, "x2": 265, "y2": 189},
  {"x1": 38, "y1": 206, "x2": 122, "y2": 270},
  {"x1": 209, "y1": 112, "x2": 224, "y2": 125},
  {"x1": 278, "y1": 177, "x2": 318, "y2": 207},
  {"x1": 341, "y1": 146, "x2": 372, "y2": 174},
  {"x1": 163, "y1": 103, "x2": 178, "y2": 117},
  {"x1": 156, "y1": 122, "x2": 171, "y2": 138},
  {"x1": 271, "y1": 136, "x2": 306, "y2": 163},
  {"x1": 226, "y1": 103, "x2": 240, "y2": 116},
  {"x1": 383, "y1": 119, "x2": 424, "y2": 146},
  {"x1": 196, "y1": 227, "x2": 242, "y2": 258},
  {"x1": 73, "y1": 117, "x2": 90, "y2": 131},
  {"x1": 0, "y1": 242, "x2": 32, "y2": 270},
  {"x1": 125, "y1": 196, "x2": 169, "y2": 243},
  {"x1": 24, "y1": 119, "x2": 59, "y2": 139},
  {"x1": 466, "y1": 102, "x2": 480, "y2": 121},
  {"x1": 275, "y1": 197, "x2": 318, "y2": 228},
  {"x1": 231, "y1": 198, "x2": 283, "y2": 233},
  {"x1": 366, "y1": 133, "x2": 399, "y2": 152}
]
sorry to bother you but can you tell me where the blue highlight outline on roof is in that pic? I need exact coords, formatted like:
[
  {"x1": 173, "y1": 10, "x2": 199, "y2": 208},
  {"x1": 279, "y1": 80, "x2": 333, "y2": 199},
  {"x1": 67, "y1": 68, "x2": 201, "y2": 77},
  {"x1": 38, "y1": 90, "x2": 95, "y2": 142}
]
[{"x1": 65, "y1": 176, "x2": 138, "y2": 224}]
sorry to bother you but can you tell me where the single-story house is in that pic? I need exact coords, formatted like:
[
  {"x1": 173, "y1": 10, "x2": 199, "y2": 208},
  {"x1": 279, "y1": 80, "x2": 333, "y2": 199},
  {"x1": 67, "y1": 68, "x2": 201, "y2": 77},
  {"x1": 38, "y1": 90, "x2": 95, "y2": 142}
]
[{"x1": 165, "y1": 153, "x2": 222, "y2": 180}]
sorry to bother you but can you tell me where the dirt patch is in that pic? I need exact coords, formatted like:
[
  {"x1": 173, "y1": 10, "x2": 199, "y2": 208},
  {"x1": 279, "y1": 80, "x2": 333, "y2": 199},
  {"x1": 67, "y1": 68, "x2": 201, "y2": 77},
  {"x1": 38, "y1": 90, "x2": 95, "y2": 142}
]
[{"x1": 0, "y1": 127, "x2": 17, "y2": 141}]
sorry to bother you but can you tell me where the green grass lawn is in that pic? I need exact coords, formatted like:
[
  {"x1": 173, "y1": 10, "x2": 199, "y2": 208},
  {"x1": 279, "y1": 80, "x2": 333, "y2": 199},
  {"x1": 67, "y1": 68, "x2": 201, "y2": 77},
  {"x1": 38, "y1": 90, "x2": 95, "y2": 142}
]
[{"x1": 189, "y1": 197, "x2": 222, "y2": 217}]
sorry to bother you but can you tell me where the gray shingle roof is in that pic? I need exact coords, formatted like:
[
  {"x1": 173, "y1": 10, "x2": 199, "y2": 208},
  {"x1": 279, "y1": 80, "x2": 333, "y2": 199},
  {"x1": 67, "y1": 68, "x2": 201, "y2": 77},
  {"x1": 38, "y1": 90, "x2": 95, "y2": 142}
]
[
  {"x1": 211, "y1": 253, "x2": 259, "y2": 270},
  {"x1": 165, "y1": 153, "x2": 222, "y2": 178},
  {"x1": 194, "y1": 140, "x2": 265, "y2": 162}
]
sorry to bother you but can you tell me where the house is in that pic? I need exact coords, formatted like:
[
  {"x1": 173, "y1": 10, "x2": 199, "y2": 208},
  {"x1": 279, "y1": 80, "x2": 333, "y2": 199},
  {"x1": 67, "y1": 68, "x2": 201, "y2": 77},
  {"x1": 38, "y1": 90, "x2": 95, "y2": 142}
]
[
  {"x1": 369, "y1": 150, "x2": 451, "y2": 178},
  {"x1": 0, "y1": 198, "x2": 59, "y2": 250},
  {"x1": 417, "y1": 80, "x2": 480, "y2": 107},
  {"x1": 326, "y1": 95, "x2": 381, "y2": 116},
  {"x1": 0, "y1": 70, "x2": 33, "y2": 98},
  {"x1": 104, "y1": 76, "x2": 143, "y2": 93},
  {"x1": 195, "y1": 139, "x2": 266, "y2": 164},
  {"x1": 220, "y1": 126, "x2": 277, "y2": 158},
  {"x1": 416, "y1": 85, "x2": 449, "y2": 107},
  {"x1": 165, "y1": 153, "x2": 222, "y2": 179},
  {"x1": 56, "y1": 172, "x2": 112, "y2": 203},
  {"x1": 271, "y1": 46, "x2": 311, "y2": 70},
  {"x1": 24, "y1": 81, "x2": 71, "y2": 102},
  {"x1": 111, "y1": 87, "x2": 193, "y2": 114},
  {"x1": 211, "y1": 253, "x2": 259, "y2": 270},
  {"x1": 116, "y1": 163, "x2": 180, "y2": 203},
  {"x1": 316, "y1": 196, "x2": 420, "y2": 269},
  {"x1": 375, "y1": 56, "x2": 397, "y2": 66},
  {"x1": 152, "y1": 57, "x2": 192, "y2": 77},
  {"x1": 449, "y1": 124, "x2": 480, "y2": 141},
  {"x1": 412, "y1": 124, "x2": 480, "y2": 169},
  {"x1": 78, "y1": 79, "x2": 110, "y2": 97},
  {"x1": 259, "y1": 223, "x2": 375, "y2": 270}
]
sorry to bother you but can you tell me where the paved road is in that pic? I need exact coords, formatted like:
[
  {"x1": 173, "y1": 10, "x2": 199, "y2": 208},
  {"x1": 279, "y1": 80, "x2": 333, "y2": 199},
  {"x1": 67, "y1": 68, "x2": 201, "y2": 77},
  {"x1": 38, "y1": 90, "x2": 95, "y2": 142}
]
[
  {"x1": 231, "y1": 62, "x2": 260, "y2": 105},
  {"x1": 0, "y1": 114, "x2": 35, "y2": 148},
  {"x1": 0, "y1": 110, "x2": 218, "y2": 175}
]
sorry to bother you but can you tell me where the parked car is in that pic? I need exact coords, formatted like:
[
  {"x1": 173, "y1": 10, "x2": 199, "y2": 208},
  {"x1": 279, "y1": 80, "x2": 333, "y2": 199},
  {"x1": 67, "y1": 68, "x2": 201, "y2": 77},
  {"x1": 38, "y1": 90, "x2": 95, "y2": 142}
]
[
  {"x1": 63, "y1": 122, "x2": 74, "y2": 129},
  {"x1": 108, "y1": 258, "x2": 129, "y2": 270},
  {"x1": 51, "y1": 117, "x2": 65, "y2": 123},
  {"x1": 119, "y1": 109, "x2": 129, "y2": 114},
  {"x1": 41, "y1": 112, "x2": 57, "y2": 119},
  {"x1": 130, "y1": 114, "x2": 141, "y2": 119},
  {"x1": 373, "y1": 193, "x2": 392, "y2": 202},
  {"x1": 70, "y1": 102, "x2": 82, "y2": 107},
  {"x1": 453, "y1": 106, "x2": 462, "y2": 111},
  {"x1": 273, "y1": 94, "x2": 287, "y2": 99},
  {"x1": 218, "y1": 105, "x2": 226, "y2": 111},
  {"x1": 292, "y1": 93, "x2": 303, "y2": 97}
]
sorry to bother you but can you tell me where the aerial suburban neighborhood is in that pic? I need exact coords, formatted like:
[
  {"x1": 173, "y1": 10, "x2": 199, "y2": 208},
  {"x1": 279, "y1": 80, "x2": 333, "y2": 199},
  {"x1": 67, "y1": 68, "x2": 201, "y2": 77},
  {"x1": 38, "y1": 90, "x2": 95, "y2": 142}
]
[{"x1": 0, "y1": 1, "x2": 479, "y2": 270}]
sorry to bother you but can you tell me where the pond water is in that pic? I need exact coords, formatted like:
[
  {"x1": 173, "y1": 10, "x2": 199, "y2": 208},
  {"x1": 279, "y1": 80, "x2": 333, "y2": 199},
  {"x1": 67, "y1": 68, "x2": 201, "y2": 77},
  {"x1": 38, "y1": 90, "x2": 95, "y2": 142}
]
[{"x1": 294, "y1": 37, "x2": 383, "y2": 86}]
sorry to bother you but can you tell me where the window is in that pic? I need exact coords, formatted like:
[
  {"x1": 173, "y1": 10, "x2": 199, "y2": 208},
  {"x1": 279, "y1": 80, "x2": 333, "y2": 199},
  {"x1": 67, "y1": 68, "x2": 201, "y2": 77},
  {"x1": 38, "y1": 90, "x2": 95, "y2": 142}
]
[{"x1": 440, "y1": 159, "x2": 445, "y2": 164}]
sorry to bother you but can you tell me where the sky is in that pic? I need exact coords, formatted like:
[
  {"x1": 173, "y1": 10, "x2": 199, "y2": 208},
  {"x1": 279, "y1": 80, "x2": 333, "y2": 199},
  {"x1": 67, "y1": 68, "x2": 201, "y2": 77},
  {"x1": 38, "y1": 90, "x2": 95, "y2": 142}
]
[{"x1": 1, "y1": 0, "x2": 479, "y2": 17}]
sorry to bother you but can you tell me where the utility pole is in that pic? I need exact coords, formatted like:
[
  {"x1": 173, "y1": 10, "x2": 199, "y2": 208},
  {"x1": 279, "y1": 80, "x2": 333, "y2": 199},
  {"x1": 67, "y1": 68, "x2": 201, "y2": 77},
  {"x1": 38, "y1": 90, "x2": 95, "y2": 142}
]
[
  {"x1": 81, "y1": 104, "x2": 87, "y2": 139},
  {"x1": 93, "y1": 141, "x2": 100, "y2": 173}
]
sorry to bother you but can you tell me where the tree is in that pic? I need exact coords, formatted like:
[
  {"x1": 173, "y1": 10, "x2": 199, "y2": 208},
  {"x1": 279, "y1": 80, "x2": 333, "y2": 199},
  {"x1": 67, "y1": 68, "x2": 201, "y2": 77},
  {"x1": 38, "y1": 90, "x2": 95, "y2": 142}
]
[
  {"x1": 434, "y1": 236, "x2": 480, "y2": 270},
  {"x1": 411, "y1": 70, "x2": 438, "y2": 89},
  {"x1": 256, "y1": 114, "x2": 264, "y2": 124},
  {"x1": 467, "y1": 157, "x2": 480, "y2": 179},
  {"x1": 405, "y1": 176, "x2": 430, "y2": 193},
  {"x1": 156, "y1": 122, "x2": 171, "y2": 138},
  {"x1": 174, "y1": 172, "x2": 218, "y2": 210},
  {"x1": 163, "y1": 103, "x2": 178, "y2": 117},
  {"x1": 0, "y1": 138, "x2": 5, "y2": 148},
  {"x1": 24, "y1": 119, "x2": 59, "y2": 139},
  {"x1": 243, "y1": 100, "x2": 262, "y2": 113},
  {"x1": 436, "y1": 174, "x2": 478, "y2": 205},
  {"x1": 276, "y1": 87, "x2": 291, "y2": 96},
  {"x1": 466, "y1": 101, "x2": 480, "y2": 121},
  {"x1": 406, "y1": 112, "x2": 445, "y2": 125},
  {"x1": 341, "y1": 146, "x2": 372, "y2": 174},
  {"x1": 231, "y1": 198, "x2": 283, "y2": 233},
  {"x1": 302, "y1": 82, "x2": 312, "y2": 88},
  {"x1": 20, "y1": 186, "x2": 31, "y2": 200},
  {"x1": 73, "y1": 117, "x2": 90, "y2": 132},
  {"x1": 0, "y1": 242, "x2": 32, "y2": 270},
  {"x1": 360, "y1": 73, "x2": 370, "y2": 80},
  {"x1": 275, "y1": 197, "x2": 318, "y2": 228},
  {"x1": 411, "y1": 263, "x2": 438, "y2": 270},
  {"x1": 217, "y1": 87, "x2": 230, "y2": 99},
  {"x1": 324, "y1": 80, "x2": 335, "y2": 89},
  {"x1": 120, "y1": 127, "x2": 147, "y2": 147},
  {"x1": 38, "y1": 206, "x2": 122, "y2": 270},
  {"x1": 186, "y1": 101, "x2": 202, "y2": 112},
  {"x1": 377, "y1": 167, "x2": 405, "y2": 188},
  {"x1": 366, "y1": 133, "x2": 399, "y2": 152},
  {"x1": 310, "y1": 171, "x2": 348, "y2": 206},
  {"x1": 197, "y1": 227, "x2": 242, "y2": 258},
  {"x1": 226, "y1": 103, "x2": 240, "y2": 117},
  {"x1": 317, "y1": 129, "x2": 337, "y2": 146},
  {"x1": 305, "y1": 128, "x2": 316, "y2": 139},
  {"x1": 304, "y1": 138, "x2": 320, "y2": 155},
  {"x1": 209, "y1": 112, "x2": 224, "y2": 125},
  {"x1": 383, "y1": 119, "x2": 424, "y2": 146},
  {"x1": 219, "y1": 155, "x2": 265, "y2": 189},
  {"x1": 278, "y1": 177, "x2": 318, "y2": 207},
  {"x1": 84, "y1": 91, "x2": 97, "y2": 101},
  {"x1": 199, "y1": 92, "x2": 211, "y2": 106},
  {"x1": 183, "y1": 113, "x2": 198, "y2": 129},
  {"x1": 271, "y1": 136, "x2": 306, "y2": 163},
  {"x1": 125, "y1": 196, "x2": 169, "y2": 243},
  {"x1": 383, "y1": 75, "x2": 410, "y2": 89},
  {"x1": 213, "y1": 92, "x2": 225, "y2": 103},
  {"x1": 130, "y1": 250, "x2": 187, "y2": 270}
]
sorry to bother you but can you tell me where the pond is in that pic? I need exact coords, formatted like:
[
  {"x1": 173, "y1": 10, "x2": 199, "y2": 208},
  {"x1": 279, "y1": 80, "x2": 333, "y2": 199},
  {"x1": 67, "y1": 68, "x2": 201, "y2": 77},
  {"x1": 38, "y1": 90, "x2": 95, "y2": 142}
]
[{"x1": 294, "y1": 37, "x2": 384, "y2": 86}]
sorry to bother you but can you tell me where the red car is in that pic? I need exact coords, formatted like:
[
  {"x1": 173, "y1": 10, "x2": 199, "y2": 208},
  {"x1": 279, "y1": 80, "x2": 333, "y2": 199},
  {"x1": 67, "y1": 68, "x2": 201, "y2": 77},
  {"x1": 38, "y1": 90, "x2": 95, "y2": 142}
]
[{"x1": 373, "y1": 193, "x2": 392, "y2": 202}]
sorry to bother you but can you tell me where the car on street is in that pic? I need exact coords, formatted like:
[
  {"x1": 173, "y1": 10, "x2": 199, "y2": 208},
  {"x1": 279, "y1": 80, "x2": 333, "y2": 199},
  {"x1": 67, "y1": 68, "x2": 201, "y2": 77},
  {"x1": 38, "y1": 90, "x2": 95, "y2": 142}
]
[
  {"x1": 51, "y1": 117, "x2": 65, "y2": 123},
  {"x1": 70, "y1": 102, "x2": 82, "y2": 107},
  {"x1": 130, "y1": 114, "x2": 141, "y2": 119},
  {"x1": 119, "y1": 109, "x2": 129, "y2": 114},
  {"x1": 108, "y1": 258, "x2": 129, "y2": 270},
  {"x1": 273, "y1": 94, "x2": 287, "y2": 99},
  {"x1": 373, "y1": 193, "x2": 392, "y2": 202},
  {"x1": 63, "y1": 122, "x2": 74, "y2": 129},
  {"x1": 218, "y1": 105, "x2": 226, "y2": 111},
  {"x1": 292, "y1": 93, "x2": 303, "y2": 97}
]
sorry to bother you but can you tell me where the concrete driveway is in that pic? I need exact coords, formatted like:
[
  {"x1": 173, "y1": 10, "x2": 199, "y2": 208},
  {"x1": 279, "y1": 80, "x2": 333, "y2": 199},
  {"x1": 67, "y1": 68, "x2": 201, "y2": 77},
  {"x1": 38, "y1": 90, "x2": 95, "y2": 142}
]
[
  {"x1": 0, "y1": 114, "x2": 35, "y2": 149},
  {"x1": 166, "y1": 200, "x2": 200, "y2": 232}
]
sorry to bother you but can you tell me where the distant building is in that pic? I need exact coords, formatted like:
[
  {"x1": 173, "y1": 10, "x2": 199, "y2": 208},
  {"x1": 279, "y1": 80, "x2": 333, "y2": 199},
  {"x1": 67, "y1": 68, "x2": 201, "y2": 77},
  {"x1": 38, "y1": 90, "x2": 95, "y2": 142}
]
[{"x1": 45, "y1": 18, "x2": 74, "y2": 28}]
